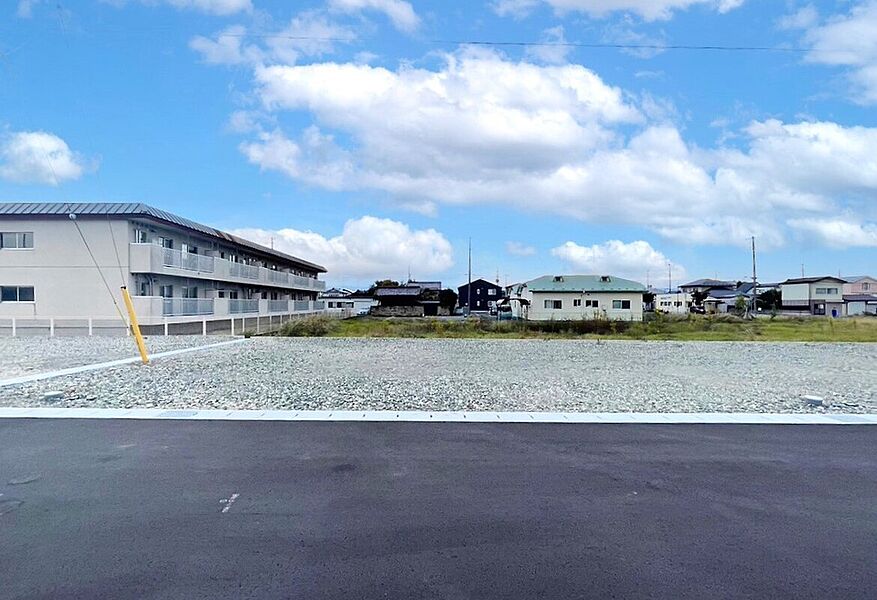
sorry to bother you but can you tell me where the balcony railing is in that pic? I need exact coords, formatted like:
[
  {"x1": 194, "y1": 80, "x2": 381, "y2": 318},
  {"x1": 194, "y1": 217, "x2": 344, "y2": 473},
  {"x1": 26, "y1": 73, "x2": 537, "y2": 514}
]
[
  {"x1": 162, "y1": 298, "x2": 214, "y2": 317},
  {"x1": 229, "y1": 298, "x2": 259, "y2": 314},
  {"x1": 132, "y1": 243, "x2": 325, "y2": 292},
  {"x1": 229, "y1": 262, "x2": 260, "y2": 280},
  {"x1": 162, "y1": 247, "x2": 215, "y2": 273},
  {"x1": 268, "y1": 299, "x2": 289, "y2": 313}
]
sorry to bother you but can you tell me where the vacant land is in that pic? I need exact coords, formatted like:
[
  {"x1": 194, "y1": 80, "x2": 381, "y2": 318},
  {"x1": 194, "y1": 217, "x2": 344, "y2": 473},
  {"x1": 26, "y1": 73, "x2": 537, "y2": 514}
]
[
  {"x1": 279, "y1": 314, "x2": 877, "y2": 342},
  {"x1": 2, "y1": 337, "x2": 874, "y2": 413}
]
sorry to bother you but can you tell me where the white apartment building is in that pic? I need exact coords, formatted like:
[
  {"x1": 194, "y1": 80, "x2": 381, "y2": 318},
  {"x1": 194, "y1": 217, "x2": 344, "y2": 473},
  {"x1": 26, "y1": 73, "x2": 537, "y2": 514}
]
[
  {"x1": 0, "y1": 203, "x2": 327, "y2": 334},
  {"x1": 655, "y1": 291, "x2": 693, "y2": 314},
  {"x1": 521, "y1": 275, "x2": 646, "y2": 321}
]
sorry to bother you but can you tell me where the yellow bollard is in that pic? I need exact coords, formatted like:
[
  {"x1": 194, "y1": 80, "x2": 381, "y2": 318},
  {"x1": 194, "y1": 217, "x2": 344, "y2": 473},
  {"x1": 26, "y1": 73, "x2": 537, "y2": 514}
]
[{"x1": 121, "y1": 286, "x2": 149, "y2": 365}]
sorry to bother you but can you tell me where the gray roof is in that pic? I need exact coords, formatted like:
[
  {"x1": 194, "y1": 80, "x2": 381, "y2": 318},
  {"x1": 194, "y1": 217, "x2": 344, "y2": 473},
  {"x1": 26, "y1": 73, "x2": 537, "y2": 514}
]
[
  {"x1": 843, "y1": 275, "x2": 873, "y2": 283},
  {"x1": 843, "y1": 294, "x2": 877, "y2": 302},
  {"x1": 782, "y1": 276, "x2": 846, "y2": 285},
  {"x1": 374, "y1": 286, "x2": 422, "y2": 297},
  {"x1": 680, "y1": 278, "x2": 736, "y2": 289},
  {"x1": 0, "y1": 202, "x2": 326, "y2": 273},
  {"x1": 526, "y1": 275, "x2": 646, "y2": 293}
]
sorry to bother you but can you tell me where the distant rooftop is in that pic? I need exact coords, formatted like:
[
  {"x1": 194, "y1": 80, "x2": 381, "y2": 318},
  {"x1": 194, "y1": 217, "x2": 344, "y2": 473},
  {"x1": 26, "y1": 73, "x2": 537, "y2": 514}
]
[
  {"x1": 526, "y1": 275, "x2": 646, "y2": 293},
  {"x1": 680, "y1": 279, "x2": 736, "y2": 289},
  {"x1": 0, "y1": 202, "x2": 326, "y2": 273},
  {"x1": 782, "y1": 276, "x2": 847, "y2": 285}
]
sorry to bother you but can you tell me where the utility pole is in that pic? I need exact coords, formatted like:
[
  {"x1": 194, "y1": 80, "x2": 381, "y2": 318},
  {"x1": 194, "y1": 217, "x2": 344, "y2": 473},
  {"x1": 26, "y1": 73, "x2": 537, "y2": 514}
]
[
  {"x1": 667, "y1": 262, "x2": 672, "y2": 293},
  {"x1": 467, "y1": 238, "x2": 472, "y2": 316},
  {"x1": 801, "y1": 263, "x2": 805, "y2": 277},
  {"x1": 751, "y1": 236, "x2": 758, "y2": 317}
]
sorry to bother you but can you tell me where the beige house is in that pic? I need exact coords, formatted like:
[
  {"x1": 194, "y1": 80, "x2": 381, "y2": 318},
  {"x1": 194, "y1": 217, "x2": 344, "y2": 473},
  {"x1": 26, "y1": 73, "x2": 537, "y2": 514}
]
[
  {"x1": 780, "y1": 276, "x2": 846, "y2": 317},
  {"x1": 0, "y1": 203, "x2": 327, "y2": 335},
  {"x1": 843, "y1": 276, "x2": 876, "y2": 295},
  {"x1": 522, "y1": 275, "x2": 646, "y2": 321}
]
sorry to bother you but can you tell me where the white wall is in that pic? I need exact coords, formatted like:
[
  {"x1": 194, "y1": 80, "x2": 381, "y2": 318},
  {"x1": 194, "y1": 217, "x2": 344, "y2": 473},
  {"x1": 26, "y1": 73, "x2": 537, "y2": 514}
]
[
  {"x1": 781, "y1": 283, "x2": 810, "y2": 306},
  {"x1": 0, "y1": 218, "x2": 133, "y2": 318},
  {"x1": 528, "y1": 291, "x2": 643, "y2": 321}
]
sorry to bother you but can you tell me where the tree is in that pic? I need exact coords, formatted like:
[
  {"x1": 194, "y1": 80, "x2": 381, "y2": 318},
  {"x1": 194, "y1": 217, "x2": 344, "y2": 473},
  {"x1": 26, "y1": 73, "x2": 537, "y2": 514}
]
[
  {"x1": 734, "y1": 295, "x2": 747, "y2": 315},
  {"x1": 439, "y1": 288, "x2": 458, "y2": 311},
  {"x1": 691, "y1": 289, "x2": 708, "y2": 306},
  {"x1": 757, "y1": 289, "x2": 782, "y2": 310},
  {"x1": 366, "y1": 279, "x2": 400, "y2": 295},
  {"x1": 643, "y1": 291, "x2": 656, "y2": 305}
]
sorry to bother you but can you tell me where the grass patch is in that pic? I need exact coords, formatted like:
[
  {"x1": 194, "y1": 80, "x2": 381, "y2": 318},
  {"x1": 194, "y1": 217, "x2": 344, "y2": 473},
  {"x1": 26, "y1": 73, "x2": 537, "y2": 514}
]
[{"x1": 274, "y1": 314, "x2": 877, "y2": 342}]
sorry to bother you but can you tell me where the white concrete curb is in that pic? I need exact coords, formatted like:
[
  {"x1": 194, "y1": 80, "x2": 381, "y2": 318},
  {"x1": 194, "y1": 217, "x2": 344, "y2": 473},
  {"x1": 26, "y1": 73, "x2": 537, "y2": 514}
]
[
  {"x1": 0, "y1": 339, "x2": 248, "y2": 388},
  {"x1": 0, "y1": 407, "x2": 874, "y2": 424}
]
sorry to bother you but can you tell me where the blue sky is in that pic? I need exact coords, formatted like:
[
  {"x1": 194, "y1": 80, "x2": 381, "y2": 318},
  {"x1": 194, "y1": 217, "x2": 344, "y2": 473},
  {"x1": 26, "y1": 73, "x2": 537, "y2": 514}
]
[{"x1": 2, "y1": 0, "x2": 876, "y2": 288}]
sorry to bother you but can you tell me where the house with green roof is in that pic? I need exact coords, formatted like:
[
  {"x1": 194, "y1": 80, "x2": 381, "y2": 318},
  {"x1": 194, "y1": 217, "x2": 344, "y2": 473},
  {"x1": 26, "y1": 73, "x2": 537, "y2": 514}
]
[{"x1": 519, "y1": 275, "x2": 647, "y2": 321}]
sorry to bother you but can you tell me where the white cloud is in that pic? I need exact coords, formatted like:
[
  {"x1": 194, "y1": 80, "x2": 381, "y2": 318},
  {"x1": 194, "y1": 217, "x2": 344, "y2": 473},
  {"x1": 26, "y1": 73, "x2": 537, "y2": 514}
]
[
  {"x1": 16, "y1": 0, "x2": 40, "y2": 18},
  {"x1": 506, "y1": 241, "x2": 537, "y2": 256},
  {"x1": 0, "y1": 131, "x2": 88, "y2": 185},
  {"x1": 801, "y1": 1, "x2": 877, "y2": 104},
  {"x1": 777, "y1": 5, "x2": 818, "y2": 30},
  {"x1": 190, "y1": 14, "x2": 355, "y2": 66},
  {"x1": 232, "y1": 49, "x2": 877, "y2": 250},
  {"x1": 526, "y1": 26, "x2": 572, "y2": 64},
  {"x1": 493, "y1": 0, "x2": 744, "y2": 21},
  {"x1": 551, "y1": 239, "x2": 686, "y2": 283},
  {"x1": 231, "y1": 216, "x2": 454, "y2": 281},
  {"x1": 329, "y1": 0, "x2": 420, "y2": 33},
  {"x1": 788, "y1": 218, "x2": 877, "y2": 248},
  {"x1": 106, "y1": 0, "x2": 252, "y2": 15}
]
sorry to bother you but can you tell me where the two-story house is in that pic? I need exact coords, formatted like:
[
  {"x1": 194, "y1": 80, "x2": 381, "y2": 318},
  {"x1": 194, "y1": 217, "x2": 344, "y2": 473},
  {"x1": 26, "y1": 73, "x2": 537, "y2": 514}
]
[{"x1": 780, "y1": 276, "x2": 846, "y2": 317}]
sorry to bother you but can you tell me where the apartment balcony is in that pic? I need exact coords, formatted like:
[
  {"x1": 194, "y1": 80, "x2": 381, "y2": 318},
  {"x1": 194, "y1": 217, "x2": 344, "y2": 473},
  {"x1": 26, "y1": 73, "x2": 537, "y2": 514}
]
[
  {"x1": 133, "y1": 296, "x2": 327, "y2": 323},
  {"x1": 129, "y1": 243, "x2": 326, "y2": 292}
]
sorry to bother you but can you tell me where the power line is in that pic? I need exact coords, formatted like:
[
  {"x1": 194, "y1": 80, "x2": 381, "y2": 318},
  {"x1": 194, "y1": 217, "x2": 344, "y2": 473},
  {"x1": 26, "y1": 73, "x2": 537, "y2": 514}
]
[{"x1": 214, "y1": 32, "x2": 811, "y2": 54}]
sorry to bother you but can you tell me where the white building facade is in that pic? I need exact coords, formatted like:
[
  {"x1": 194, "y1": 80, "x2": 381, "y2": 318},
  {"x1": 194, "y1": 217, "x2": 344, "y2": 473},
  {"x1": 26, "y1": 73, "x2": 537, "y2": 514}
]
[
  {"x1": 522, "y1": 275, "x2": 646, "y2": 321},
  {"x1": 0, "y1": 203, "x2": 327, "y2": 335},
  {"x1": 780, "y1": 276, "x2": 846, "y2": 317}
]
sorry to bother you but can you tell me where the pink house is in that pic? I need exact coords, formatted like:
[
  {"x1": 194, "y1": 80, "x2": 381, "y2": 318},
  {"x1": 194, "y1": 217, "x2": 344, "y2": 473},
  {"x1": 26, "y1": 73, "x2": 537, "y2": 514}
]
[{"x1": 843, "y1": 276, "x2": 877, "y2": 295}]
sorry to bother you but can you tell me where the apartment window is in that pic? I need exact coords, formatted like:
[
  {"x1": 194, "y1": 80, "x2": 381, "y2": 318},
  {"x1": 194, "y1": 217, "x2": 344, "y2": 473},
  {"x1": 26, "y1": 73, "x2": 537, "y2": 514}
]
[
  {"x1": 138, "y1": 281, "x2": 152, "y2": 297},
  {"x1": 612, "y1": 300, "x2": 632, "y2": 310},
  {"x1": 182, "y1": 286, "x2": 198, "y2": 299},
  {"x1": 573, "y1": 298, "x2": 582, "y2": 307},
  {"x1": 585, "y1": 300, "x2": 599, "y2": 308},
  {"x1": 544, "y1": 299, "x2": 562, "y2": 309},
  {"x1": 159, "y1": 285, "x2": 173, "y2": 298},
  {"x1": 488, "y1": 289, "x2": 496, "y2": 296},
  {"x1": 157, "y1": 236, "x2": 174, "y2": 249},
  {"x1": 1, "y1": 286, "x2": 35, "y2": 302},
  {"x1": 815, "y1": 287, "x2": 838, "y2": 295},
  {"x1": 228, "y1": 291, "x2": 239, "y2": 300},
  {"x1": 133, "y1": 229, "x2": 149, "y2": 244},
  {"x1": 0, "y1": 232, "x2": 34, "y2": 249}
]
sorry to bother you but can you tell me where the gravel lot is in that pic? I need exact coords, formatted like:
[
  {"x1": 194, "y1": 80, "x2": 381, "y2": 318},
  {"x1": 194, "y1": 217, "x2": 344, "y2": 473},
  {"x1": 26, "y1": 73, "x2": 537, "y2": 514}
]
[
  {"x1": 0, "y1": 335, "x2": 234, "y2": 380},
  {"x1": 1, "y1": 337, "x2": 874, "y2": 413}
]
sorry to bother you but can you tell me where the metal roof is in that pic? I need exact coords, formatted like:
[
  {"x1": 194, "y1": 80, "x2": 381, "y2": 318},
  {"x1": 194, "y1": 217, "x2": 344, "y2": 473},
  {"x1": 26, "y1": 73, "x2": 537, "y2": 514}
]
[
  {"x1": 843, "y1": 294, "x2": 877, "y2": 302},
  {"x1": 680, "y1": 278, "x2": 736, "y2": 288},
  {"x1": 781, "y1": 276, "x2": 846, "y2": 285},
  {"x1": 374, "y1": 286, "x2": 422, "y2": 297},
  {"x1": 0, "y1": 202, "x2": 326, "y2": 272},
  {"x1": 525, "y1": 275, "x2": 646, "y2": 293}
]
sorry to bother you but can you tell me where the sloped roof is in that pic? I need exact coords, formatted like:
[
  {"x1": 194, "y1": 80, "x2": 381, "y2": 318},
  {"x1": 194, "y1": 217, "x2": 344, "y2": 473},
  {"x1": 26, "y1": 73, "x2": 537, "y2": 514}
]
[
  {"x1": 843, "y1": 294, "x2": 877, "y2": 302},
  {"x1": 374, "y1": 286, "x2": 422, "y2": 297},
  {"x1": 526, "y1": 275, "x2": 646, "y2": 293},
  {"x1": 680, "y1": 278, "x2": 736, "y2": 288},
  {"x1": 0, "y1": 202, "x2": 326, "y2": 272},
  {"x1": 782, "y1": 276, "x2": 846, "y2": 285},
  {"x1": 843, "y1": 275, "x2": 874, "y2": 283}
]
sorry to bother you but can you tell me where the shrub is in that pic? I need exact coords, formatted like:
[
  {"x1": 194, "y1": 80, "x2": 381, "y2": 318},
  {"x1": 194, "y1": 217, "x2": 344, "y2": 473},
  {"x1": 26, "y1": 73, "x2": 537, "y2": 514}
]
[{"x1": 279, "y1": 314, "x2": 336, "y2": 337}]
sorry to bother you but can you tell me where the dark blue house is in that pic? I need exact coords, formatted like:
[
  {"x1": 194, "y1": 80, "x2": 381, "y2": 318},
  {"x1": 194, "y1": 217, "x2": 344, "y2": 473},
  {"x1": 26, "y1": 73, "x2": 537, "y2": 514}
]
[{"x1": 458, "y1": 278, "x2": 504, "y2": 312}]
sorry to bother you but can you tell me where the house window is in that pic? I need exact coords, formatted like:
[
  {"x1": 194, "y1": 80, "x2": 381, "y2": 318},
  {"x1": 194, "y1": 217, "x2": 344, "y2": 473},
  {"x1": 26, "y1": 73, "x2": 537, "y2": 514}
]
[
  {"x1": 612, "y1": 300, "x2": 631, "y2": 310},
  {"x1": 0, "y1": 232, "x2": 34, "y2": 249},
  {"x1": 815, "y1": 287, "x2": 838, "y2": 295},
  {"x1": 488, "y1": 289, "x2": 496, "y2": 296},
  {"x1": 544, "y1": 299, "x2": 562, "y2": 309},
  {"x1": 585, "y1": 300, "x2": 599, "y2": 308},
  {"x1": 1, "y1": 286, "x2": 35, "y2": 302},
  {"x1": 159, "y1": 285, "x2": 173, "y2": 298},
  {"x1": 863, "y1": 283, "x2": 871, "y2": 291},
  {"x1": 477, "y1": 289, "x2": 482, "y2": 295},
  {"x1": 573, "y1": 298, "x2": 582, "y2": 307},
  {"x1": 133, "y1": 229, "x2": 149, "y2": 244}
]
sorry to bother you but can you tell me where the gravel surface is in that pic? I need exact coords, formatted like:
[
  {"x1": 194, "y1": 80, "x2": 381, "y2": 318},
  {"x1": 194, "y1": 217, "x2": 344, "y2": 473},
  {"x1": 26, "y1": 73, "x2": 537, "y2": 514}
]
[
  {"x1": 1, "y1": 337, "x2": 874, "y2": 413},
  {"x1": 0, "y1": 335, "x2": 235, "y2": 380}
]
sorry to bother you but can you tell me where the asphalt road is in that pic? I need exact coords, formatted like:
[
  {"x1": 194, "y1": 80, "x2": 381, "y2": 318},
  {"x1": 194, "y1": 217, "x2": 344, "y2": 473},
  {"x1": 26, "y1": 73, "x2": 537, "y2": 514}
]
[{"x1": 1, "y1": 419, "x2": 875, "y2": 600}]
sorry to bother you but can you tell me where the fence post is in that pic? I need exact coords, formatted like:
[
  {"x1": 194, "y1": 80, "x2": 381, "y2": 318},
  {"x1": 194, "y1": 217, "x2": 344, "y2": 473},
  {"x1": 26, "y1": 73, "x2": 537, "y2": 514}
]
[
  {"x1": 49, "y1": 318, "x2": 55, "y2": 337},
  {"x1": 231, "y1": 318, "x2": 235, "y2": 336},
  {"x1": 11, "y1": 317, "x2": 16, "y2": 337},
  {"x1": 164, "y1": 320, "x2": 169, "y2": 336},
  {"x1": 202, "y1": 319, "x2": 207, "y2": 337},
  {"x1": 88, "y1": 318, "x2": 93, "y2": 336},
  {"x1": 256, "y1": 316, "x2": 261, "y2": 335}
]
